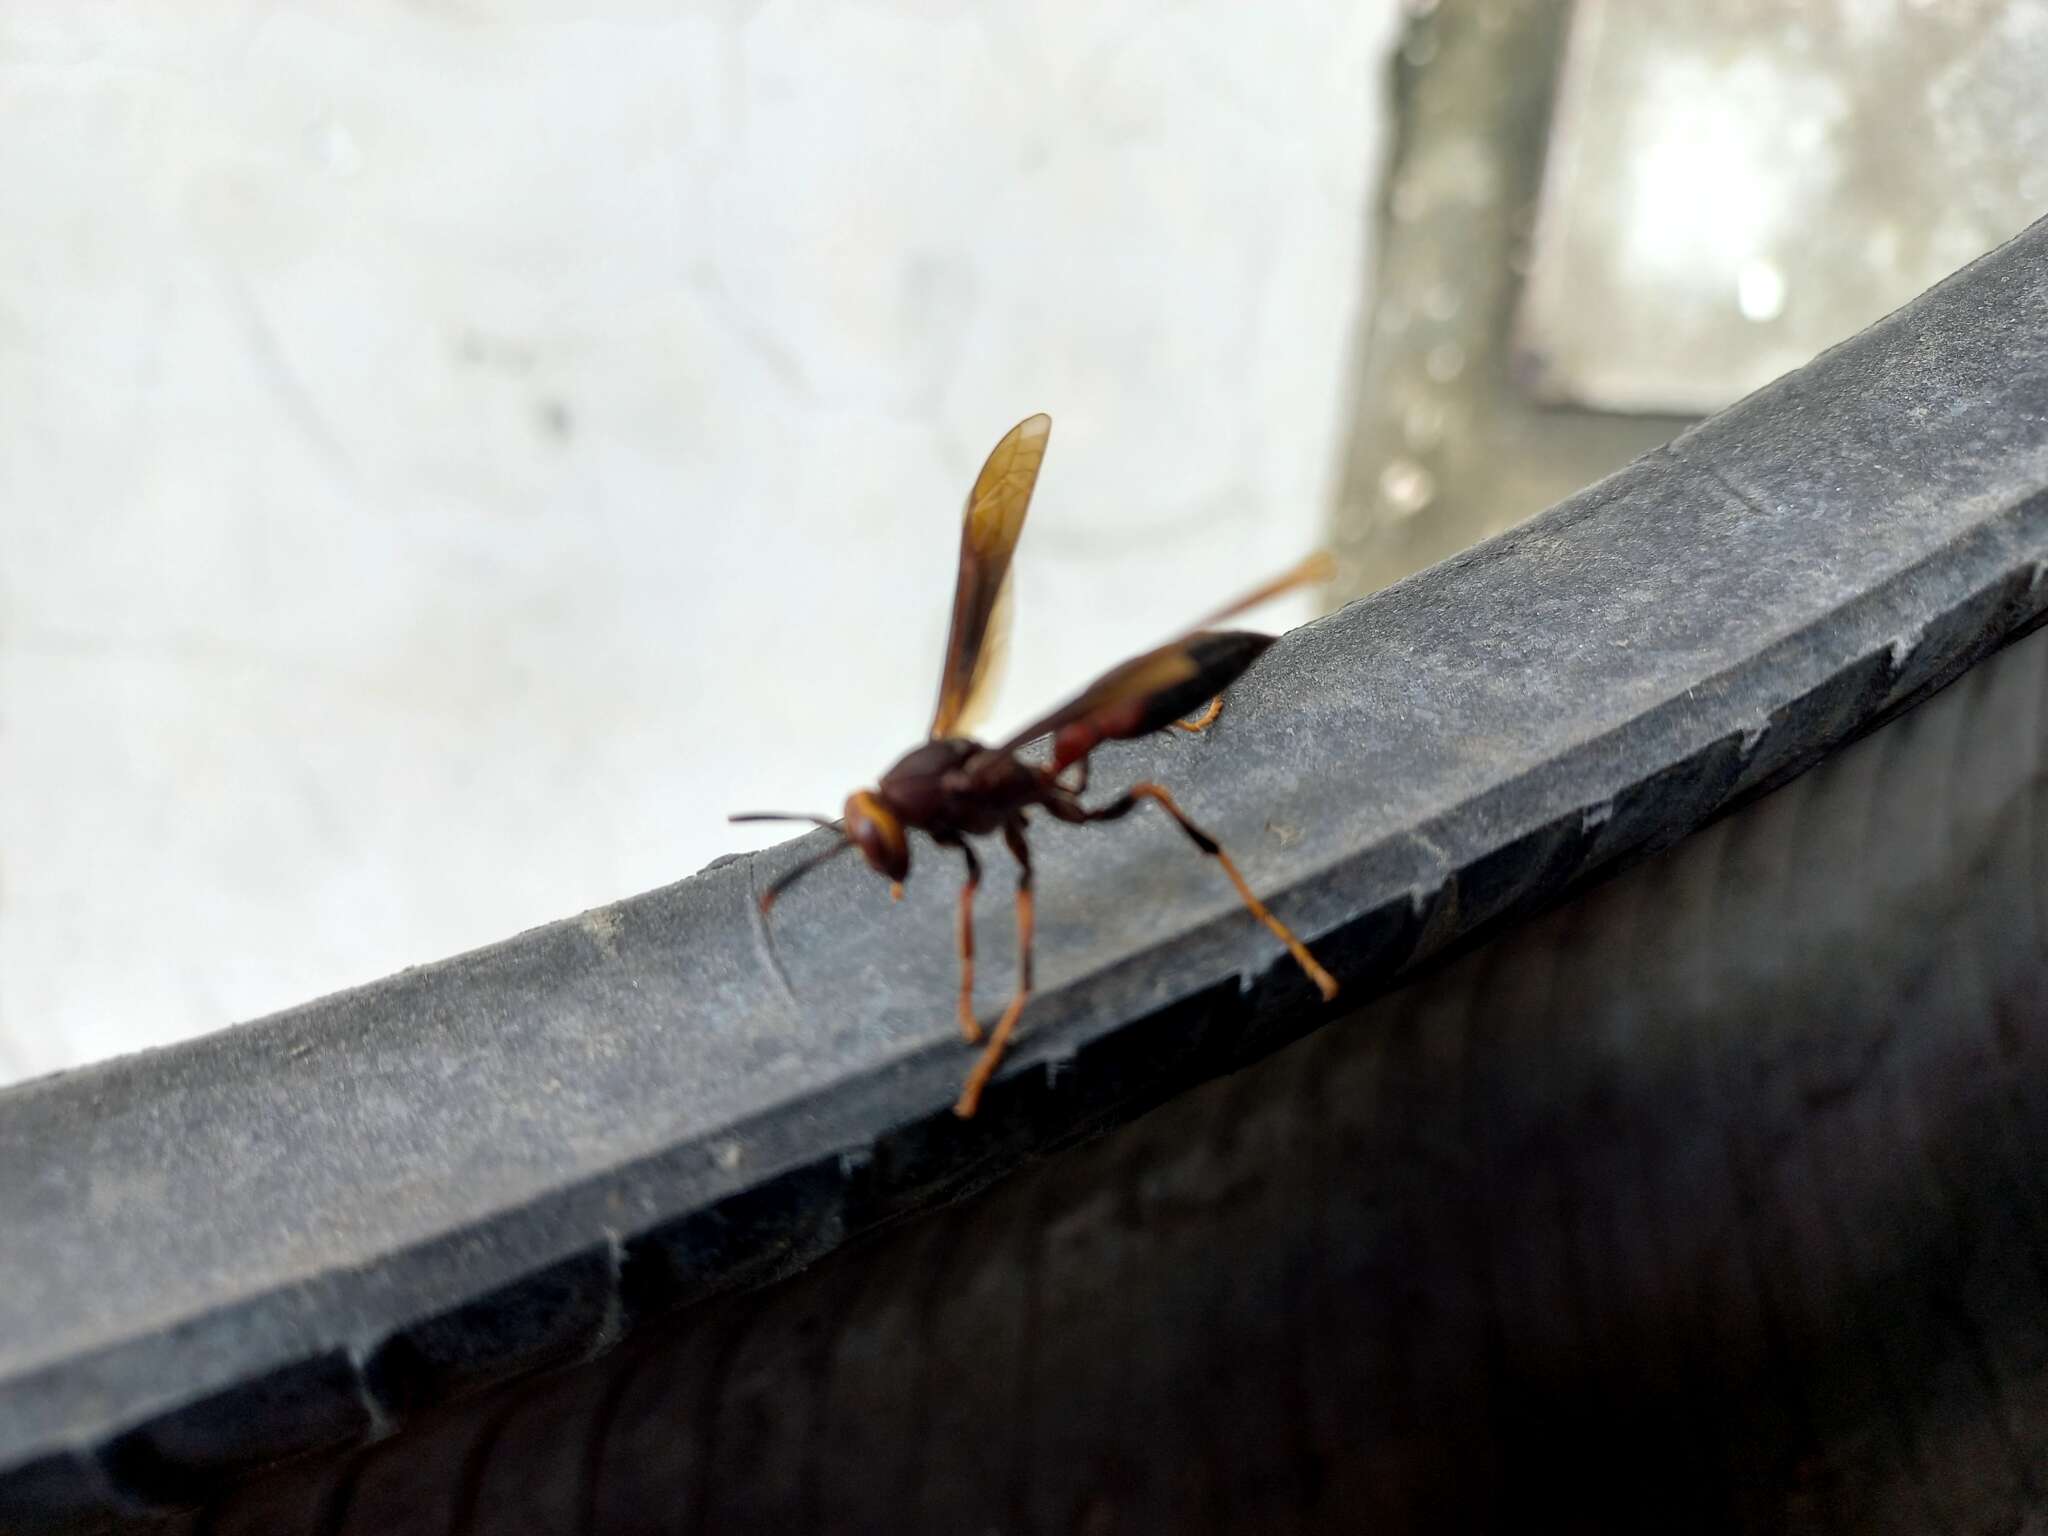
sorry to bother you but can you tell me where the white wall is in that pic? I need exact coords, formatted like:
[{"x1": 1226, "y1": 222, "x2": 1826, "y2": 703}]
[{"x1": 0, "y1": 2, "x2": 1394, "y2": 1086}]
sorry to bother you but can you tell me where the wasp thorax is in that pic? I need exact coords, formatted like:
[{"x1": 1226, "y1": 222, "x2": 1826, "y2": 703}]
[{"x1": 843, "y1": 789, "x2": 910, "y2": 883}]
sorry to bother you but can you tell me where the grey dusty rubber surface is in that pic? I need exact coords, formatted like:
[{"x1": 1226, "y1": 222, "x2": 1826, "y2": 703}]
[{"x1": 3, "y1": 215, "x2": 2047, "y2": 1530}]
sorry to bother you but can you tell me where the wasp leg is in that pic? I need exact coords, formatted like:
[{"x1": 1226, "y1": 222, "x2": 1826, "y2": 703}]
[
  {"x1": 1038, "y1": 753, "x2": 1089, "y2": 807},
  {"x1": 955, "y1": 840, "x2": 982, "y2": 1043},
  {"x1": 1170, "y1": 695, "x2": 1225, "y2": 733},
  {"x1": 1087, "y1": 782, "x2": 1338, "y2": 1002},
  {"x1": 954, "y1": 818, "x2": 1035, "y2": 1118}
]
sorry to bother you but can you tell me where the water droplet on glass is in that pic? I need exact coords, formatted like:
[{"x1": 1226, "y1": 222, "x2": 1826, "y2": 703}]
[
  {"x1": 1422, "y1": 283, "x2": 1460, "y2": 322},
  {"x1": 1403, "y1": 30, "x2": 1440, "y2": 67},
  {"x1": 1736, "y1": 258, "x2": 1787, "y2": 323},
  {"x1": 1424, "y1": 341, "x2": 1466, "y2": 383},
  {"x1": 1403, "y1": 398, "x2": 1447, "y2": 451},
  {"x1": 1379, "y1": 459, "x2": 1437, "y2": 520}
]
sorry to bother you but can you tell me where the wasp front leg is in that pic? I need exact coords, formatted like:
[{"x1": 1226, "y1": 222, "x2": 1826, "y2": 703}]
[
  {"x1": 953, "y1": 839, "x2": 982, "y2": 1043},
  {"x1": 954, "y1": 818, "x2": 1035, "y2": 1118}
]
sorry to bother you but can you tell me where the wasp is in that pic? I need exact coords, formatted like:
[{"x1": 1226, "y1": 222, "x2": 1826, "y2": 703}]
[{"x1": 735, "y1": 414, "x2": 1338, "y2": 1117}]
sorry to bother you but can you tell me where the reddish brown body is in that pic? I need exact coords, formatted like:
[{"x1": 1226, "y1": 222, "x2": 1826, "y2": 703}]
[
  {"x1": 869, "y1": 631, "x2": 1269, "y2": 847},
  {"x1": 734, "y1": 416, "x2": 1337, "y2": 1117}
]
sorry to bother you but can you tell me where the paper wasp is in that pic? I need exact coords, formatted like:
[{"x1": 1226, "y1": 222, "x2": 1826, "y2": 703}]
[{"x1": 734, "y1": 414, "x2": 1338, "y2": 1117}]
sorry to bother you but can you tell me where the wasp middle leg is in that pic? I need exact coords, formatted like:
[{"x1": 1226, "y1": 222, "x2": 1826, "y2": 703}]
[{"x1": 1170, "y1": 695, "x2": 1225, "y2": 733}]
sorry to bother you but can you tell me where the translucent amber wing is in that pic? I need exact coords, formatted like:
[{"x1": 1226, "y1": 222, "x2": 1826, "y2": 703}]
[
  {"x1": 929, "y1": 413, "x2": 1051, "y2": 740},
  {"x1": 996, "y1": 552, "x2": 1332, "y2": 753},
  {"x1": 996, "y1": 644, "x2": 1200, "y2": 755}
]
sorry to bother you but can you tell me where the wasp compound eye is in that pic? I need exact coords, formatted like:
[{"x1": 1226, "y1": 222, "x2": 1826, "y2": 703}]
[{"x1": 843, "y1": 791, "x2": 909, "y2": 883}]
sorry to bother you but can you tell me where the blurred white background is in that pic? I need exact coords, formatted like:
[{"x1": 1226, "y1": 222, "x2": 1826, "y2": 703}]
[{"x1": 0, "y1": 3, "x2": 1396, "y2": 1086}]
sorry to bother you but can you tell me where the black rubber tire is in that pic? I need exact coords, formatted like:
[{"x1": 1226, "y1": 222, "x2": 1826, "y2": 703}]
[
  {"x1": 8, "y1": 218, "x2": 2048, "y2": 1536},
  {"x1": 205, "y1": 616, "x2": 2048, "y2": 1535}
]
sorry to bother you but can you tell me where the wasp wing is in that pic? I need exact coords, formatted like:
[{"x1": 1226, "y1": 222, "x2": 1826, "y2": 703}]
[
  {"x1": 928, "y1": 413, "x2": 1051, "y2": 740},
  {"x1": 992, "y1": 636, "x2": 1237, "y2": 764},
  {"x1": 948, "y1": 569, "x2": 1014, "y2": 741},
  {"x1": 997, "y1": 552, "x2": 1332, "y2": 767}
]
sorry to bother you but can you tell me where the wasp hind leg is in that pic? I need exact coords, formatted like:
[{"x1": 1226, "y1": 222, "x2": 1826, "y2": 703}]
[
  {"x1": 1087, "y1": 782, "x2": 1337, "y2": 1001},
  {"x1": 954, "y1": 818, "x2": 1035, "y2": 1118}
]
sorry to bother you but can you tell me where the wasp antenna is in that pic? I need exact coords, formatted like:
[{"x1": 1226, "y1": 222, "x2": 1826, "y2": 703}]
[
  {"x1": 730, "y1": 811, "x2": 840, "y2": 828},
  {"x1": 760, "y1": 838, "x2": 853, "y2": 913}
]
